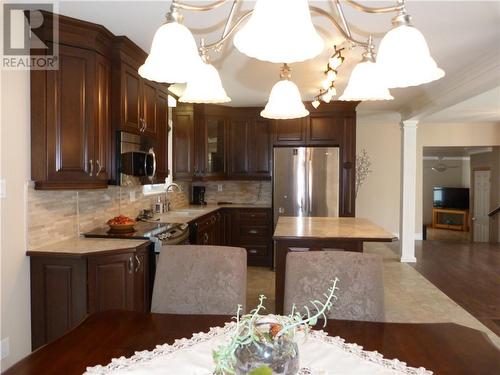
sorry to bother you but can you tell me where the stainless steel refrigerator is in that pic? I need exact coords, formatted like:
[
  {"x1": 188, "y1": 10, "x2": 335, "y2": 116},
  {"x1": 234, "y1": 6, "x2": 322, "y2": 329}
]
[{"x1": 273, "y1": 147, "x2": 340, "y2": 226}]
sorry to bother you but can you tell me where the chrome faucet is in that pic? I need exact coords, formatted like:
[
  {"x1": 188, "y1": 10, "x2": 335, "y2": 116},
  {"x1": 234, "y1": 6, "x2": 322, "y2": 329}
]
[{"x1": 166, "y1": 182, "x2": 181, "y2": 192}]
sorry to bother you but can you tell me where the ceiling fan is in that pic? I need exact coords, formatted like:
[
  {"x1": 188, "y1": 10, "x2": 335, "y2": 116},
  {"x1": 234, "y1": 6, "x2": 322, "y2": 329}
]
[{"x1": 428, "y1": 158, "x2": 460, "y2": 173}]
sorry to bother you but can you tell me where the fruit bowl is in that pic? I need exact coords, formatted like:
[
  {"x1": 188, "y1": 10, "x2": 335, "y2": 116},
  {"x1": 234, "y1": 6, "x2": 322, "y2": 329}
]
[{"x1": 107, "y1": 215, "x2": 136, "y2": 233}]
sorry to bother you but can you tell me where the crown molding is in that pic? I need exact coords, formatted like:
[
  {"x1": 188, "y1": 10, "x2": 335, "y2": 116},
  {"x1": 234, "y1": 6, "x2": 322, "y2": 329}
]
[{"x1": 400, "y1": 49, "x2": 500, "y2": 121}]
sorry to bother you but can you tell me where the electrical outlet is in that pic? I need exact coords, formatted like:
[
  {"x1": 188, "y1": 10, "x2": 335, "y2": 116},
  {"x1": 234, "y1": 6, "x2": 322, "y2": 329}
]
[
  {"x1": 129, "y1": 190, "x2": 136, "y2": 202},
  {"x1": 217, "y1": 184, "x2": 223, "y2": 192},
  {"x1": 1, "y1": 337, "x2": 10, "y2": 360}
]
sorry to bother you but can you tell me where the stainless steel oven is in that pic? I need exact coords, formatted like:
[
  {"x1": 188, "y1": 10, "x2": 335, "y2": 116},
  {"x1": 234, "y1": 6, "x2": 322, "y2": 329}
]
[{"x1": 117, "y1": 131, "x2": 157, "y2": 186}]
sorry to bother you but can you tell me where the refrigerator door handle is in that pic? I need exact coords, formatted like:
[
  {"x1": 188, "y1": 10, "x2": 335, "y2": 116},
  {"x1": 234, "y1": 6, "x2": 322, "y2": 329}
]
[{"x1": 308, "y1": 157, "x2": 313, "y2": 215}]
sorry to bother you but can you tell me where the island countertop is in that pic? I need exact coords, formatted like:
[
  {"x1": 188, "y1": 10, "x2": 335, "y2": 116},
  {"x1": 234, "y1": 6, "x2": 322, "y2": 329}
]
[{"x1": 273, "y1": 216, "x2": 396, "y2": 241}]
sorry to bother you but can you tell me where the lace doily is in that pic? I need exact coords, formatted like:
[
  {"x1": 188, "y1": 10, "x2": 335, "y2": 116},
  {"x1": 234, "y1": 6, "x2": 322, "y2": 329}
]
[{"x1": 84, "y1": 322, "x2": 432, "y2": 375}]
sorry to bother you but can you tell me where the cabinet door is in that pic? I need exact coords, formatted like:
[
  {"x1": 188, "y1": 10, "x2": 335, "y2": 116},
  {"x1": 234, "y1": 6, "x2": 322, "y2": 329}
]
[
  {"x1": 133, "y1": 246, "x2": 151, "y2": 313},
  {"x1": 141, "y1": 80, "x2": 158, "y2": 138},
  {"x1": 308, "y1": 114, "x2": 342, "y2": 145},
  {"x1": 201, "y1": 116, "x2": 226, "y2": 178},
  {"x1": 173, "y1": 106, "x2": 195, "y2": 180},
  {"x1": 122, "y1": 63, "x2": 142, "y2": 133},
  {"x1": 249, "y1": 119, "x2": 272, "y2": 178},
  {"x1": 155, "y1": 90, "x2": 169, "y2": 182},
  {"x1": 94, "y1": 53, "x2": 111, "y2": 182},
  {"x1": 273, "y1": 118, "x2": 307, "y2": 145},
  {"x1": 88, "y1": 252, "x2": 135, "y2": 313},
  {"x1": 228, "y1": 119, "x2": 250, "y2": 177},
  {"x1": 45, "y1": 44, "x2": 96, "y2": 183}
]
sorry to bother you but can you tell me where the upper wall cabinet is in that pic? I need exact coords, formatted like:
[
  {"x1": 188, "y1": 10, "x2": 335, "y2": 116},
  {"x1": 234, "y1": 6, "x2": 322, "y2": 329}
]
[
  {"x1": 172, "y1": 104, "x2": 196, "y2": 181},
  {"x1": 31, "y1": 13, "x2": 113, "y2": 189},
  {"x1": 227, "y1": 109, "x2": 272, "y2": 180},
  {"x1": 111, "y1": 37, "x2": 160, "y2": 139}
]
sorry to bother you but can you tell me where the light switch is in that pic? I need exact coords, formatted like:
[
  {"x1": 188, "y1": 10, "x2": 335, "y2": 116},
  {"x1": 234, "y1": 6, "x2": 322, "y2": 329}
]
[
  {"x1": 1, "y1": 337, "x2": 9, "y2": 360},
  {"x1": 0, "y1": 179, "x2": 5, "y2": 198},
  {"x1": 129, "y1": 190, "x2": 136, "y2": 202},
  {"x1": 217, "y1": 184, "x2": 223, "y2": 192}
]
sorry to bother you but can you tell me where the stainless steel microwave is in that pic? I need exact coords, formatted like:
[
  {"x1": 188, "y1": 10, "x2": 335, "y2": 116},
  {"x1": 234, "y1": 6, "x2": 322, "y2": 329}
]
[{"x1": 117, "y1": 131, "x2": 157, "y2": 186}]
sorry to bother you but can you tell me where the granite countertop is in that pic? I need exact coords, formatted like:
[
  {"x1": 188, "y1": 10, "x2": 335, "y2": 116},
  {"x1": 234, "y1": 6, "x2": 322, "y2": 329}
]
[
  {"x1": 154, "y1": 203, "x2": 271, "y2": 223},
  {"x1": 273, "y1": 217, "x2": 396, "y2": 241},
  {"x1": 27, "y1": 237, "x2": 150, "y2": 256}
]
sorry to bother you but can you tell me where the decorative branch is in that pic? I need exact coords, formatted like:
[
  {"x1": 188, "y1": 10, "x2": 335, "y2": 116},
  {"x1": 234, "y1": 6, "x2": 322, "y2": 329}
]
[{"x1": 355, "y1": 149, "x2": 372, "y2": 198}]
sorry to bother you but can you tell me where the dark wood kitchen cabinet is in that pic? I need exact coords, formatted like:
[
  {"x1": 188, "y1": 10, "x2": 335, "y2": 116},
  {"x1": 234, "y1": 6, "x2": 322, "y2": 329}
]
[
  {"x1": 191, "y1": 212, "x2": 222, "y2": 245},
  {"x1": 173, "y1": 104, "x2": 196, "y2": 181},
  {"x1": 28, "y1": 242, "x2": 153, "y2": 350},
  {"x1": 31, "y1": 29, "x2": 113, "y2": 189},
  {"x1": 111, "y1": 37, "x2": 160, "y2": 139},
  {"x1": 155, "y1": 89, "x2": 170, "y2": 182},
  {"x1": 273, "y1": 117, "x2": 307, "y2": 145},
  {"x1": 227, "y1": 109, "x2": 272, "y2": 180}
]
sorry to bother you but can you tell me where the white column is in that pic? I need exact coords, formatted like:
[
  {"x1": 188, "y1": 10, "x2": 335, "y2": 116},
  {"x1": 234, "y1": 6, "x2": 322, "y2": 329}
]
[{"x1": 399, "y1": 120, "x2": 418, "y2": 262}]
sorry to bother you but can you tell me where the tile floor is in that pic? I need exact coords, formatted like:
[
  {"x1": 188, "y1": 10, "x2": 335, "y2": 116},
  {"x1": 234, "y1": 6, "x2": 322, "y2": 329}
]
[{"x1": 247, "y1": 242, "x2": 500, "y2": 349}]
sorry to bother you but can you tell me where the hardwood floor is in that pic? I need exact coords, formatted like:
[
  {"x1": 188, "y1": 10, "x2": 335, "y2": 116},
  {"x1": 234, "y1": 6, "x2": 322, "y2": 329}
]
[
  {"x1": 411, "y1": 240, "x2": 500, "y2": 335},
  {"x1": 425, "y1": 225, "x2": 471, "y2": 242}
]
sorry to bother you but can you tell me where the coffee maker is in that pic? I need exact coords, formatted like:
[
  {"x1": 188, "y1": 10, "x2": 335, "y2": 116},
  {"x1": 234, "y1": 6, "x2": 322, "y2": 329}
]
[{"x1": 191, "y1": 185, "x2": 206, "y2": 205}]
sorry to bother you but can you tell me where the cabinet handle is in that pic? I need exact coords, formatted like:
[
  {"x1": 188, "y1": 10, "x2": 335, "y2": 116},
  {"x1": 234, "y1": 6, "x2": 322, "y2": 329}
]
[
  {"x1": 134, "y1": 254, "x2": 141, "y2": 273},
  {"x1": 89, "y1": 159, "x2": 93, "y2": 176},
  {"x1": 249, "y1": 249, "x2": 258, "y2": 254},
  {"x1": 128, "y1": 256, "x2": 134, "y2": 273},
  {"x1": 248, "y1": 229, "x2": 258, "y2": 234},
  {"x1": 203, "y1": 232, "x2": 209, "y2": 243},
  {"x1": 139, "y1": 118, "x2": 146, "y2": 132},
  {"x1": 96, "y1": 160, "x2": 102, "y2": 176}
]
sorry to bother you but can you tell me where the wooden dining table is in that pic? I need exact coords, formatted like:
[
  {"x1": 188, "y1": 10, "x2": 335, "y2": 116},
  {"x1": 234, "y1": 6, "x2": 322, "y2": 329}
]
[{"x1": 4, "y1": 310, "x2": 500, "y2": 375}]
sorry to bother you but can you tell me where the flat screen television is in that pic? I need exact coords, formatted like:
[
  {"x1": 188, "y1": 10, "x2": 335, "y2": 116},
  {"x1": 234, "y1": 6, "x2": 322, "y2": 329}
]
[{"x1": 433, "y1": 187, "x2": 469, "y2": 210}]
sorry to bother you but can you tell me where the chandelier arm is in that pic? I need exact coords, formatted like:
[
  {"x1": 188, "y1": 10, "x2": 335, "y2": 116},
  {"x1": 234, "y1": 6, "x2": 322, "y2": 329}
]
[
  {"x1": 343, "y1": 0, "x2": 405, "y2": 14},
  {"x1": 200, "y1": 10, "x2": 253, "y2": 51},
  {"x1": 333, "y1": 0, "x2": 352, "y2": 39},
  {"x1": 221, "y1": 0, "x2": 239, "y2": 39},
  {"x1": 172, "y1": 0, "x2": 231, "y2": 12},
  {"x1": 309, "y1": 6, "x2": 368, "y2": 47}
]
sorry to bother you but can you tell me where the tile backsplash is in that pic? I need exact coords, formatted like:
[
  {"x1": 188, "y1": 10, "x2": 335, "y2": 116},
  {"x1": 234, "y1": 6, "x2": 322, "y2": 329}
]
[
  {"x1": 27, "y1": 180, "x2": 271, "y2": 249},
  {"x1": 28, "y1": 184, "x2": 188, "y2": 249},
  {"x1": 201, "y1": 181, "x2": 272, "y2": 204}
]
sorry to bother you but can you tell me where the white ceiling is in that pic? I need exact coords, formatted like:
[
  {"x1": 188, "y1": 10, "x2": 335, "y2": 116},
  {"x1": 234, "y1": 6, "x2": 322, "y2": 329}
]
[
  {"x1": 420, "y1": 85, "x2": 500, "y2": 123},
  {"x1": 57, "y1": 1, "x2": 500, "y2": 113},
  {"x1": 423, "y1": 146, "x2": 496, "y2": 158}
]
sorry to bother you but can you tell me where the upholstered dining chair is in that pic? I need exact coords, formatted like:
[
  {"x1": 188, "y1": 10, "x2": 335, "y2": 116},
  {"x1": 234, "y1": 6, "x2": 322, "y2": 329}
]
[
  {"x1": 151, "y1": 245, "x2": 247, "y2": 315},
  {"x1": 284, "y1": 251, "x2": 384, "y2": 321}
]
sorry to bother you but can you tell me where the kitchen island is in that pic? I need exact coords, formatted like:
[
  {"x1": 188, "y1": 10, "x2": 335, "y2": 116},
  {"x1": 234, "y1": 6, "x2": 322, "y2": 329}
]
[{"x1": 273, "y1": 216, "x2": 396, "y2": 314}]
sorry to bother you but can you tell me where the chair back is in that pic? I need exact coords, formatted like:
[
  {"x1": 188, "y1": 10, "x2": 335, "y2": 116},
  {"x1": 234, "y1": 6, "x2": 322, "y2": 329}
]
[
  {"x1": 151, "y1": 245, "x2": 247, "y2": 314},
  {"x1": 284, "y1": 251, "x2": 384, "y2": 321}
]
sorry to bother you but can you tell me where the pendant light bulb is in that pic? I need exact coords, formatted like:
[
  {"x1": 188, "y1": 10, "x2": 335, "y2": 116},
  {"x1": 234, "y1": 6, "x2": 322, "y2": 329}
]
[
  {"x1": 340, "y1": 40, "x2": 393, "y2": 101},
  {"x1": 322, "y1": 78, "x2": 331, "y2": 90},
  {"x1": 329, "y1": 55, "x2": 344, "y2": 70},
  {"x1": 312, "y1": 99, "x2": 321, "y2": 109},
  {"x1": 376, "y1": 10, "x2": 444, "y2": 88},
  {"x1": 234, "y1": 0, "x2": 323, "y2": 63},
  {"x1": 326, "y1": 69, "x2": 337, "y2": 82},
  {"x1": 138, "y1": 7, "x2": 202, "y2": 84},
  {"x1": 179, "y1": 58, "x2": 231, "y2": 104},
  {"x1": 261, "y1": 64, "x2": 309, "y2": 120}
]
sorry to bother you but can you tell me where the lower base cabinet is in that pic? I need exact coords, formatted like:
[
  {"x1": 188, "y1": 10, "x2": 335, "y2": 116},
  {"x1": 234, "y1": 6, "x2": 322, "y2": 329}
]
[
  {"x1": 190, "y1": 207, "x2": 273, "y2": 267},
  {"x1": 29, "y1": 243, "x2": 153, "y2": 350}
]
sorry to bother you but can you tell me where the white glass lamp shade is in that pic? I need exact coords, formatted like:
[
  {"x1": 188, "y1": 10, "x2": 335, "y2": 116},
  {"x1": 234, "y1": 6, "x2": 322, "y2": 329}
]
[
  {"x1": 261, "y1": 80, "x2": 309, "y2": 119},
  {"x1": 234, "y1": 0, "x2": 323, "y2": 63},
  {"x1": 377, "y1": 25, "x2": 445, "y2": 88},
  {"x1": 179, "y1": 61, "x2": 231, "y2": 103},
  {"x1": 138, "y1": 22, "x2": 201, "y2": 84},
  {"x1": 340, "y1": 60, "x2": 394, "y2": 101}
]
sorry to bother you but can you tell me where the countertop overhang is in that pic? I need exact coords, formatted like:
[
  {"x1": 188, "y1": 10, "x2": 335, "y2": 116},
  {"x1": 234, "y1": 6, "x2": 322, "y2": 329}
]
[{"x1": 273, "y1": 216, "x2": 396, "y2": 242}]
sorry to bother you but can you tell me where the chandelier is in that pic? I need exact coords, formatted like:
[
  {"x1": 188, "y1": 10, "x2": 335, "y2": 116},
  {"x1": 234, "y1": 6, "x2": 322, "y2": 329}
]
[{"x1": 139, "y1": 0, "x2": 444, "y2": 119}]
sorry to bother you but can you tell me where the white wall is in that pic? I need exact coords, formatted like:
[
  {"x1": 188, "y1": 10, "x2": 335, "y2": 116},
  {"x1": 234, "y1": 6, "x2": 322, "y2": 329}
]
[
  {"x1": 416, "y1": 122, "x2": 500, "y2": 234},
  {"x1": 0, "y1": 68, "x2": 32, "y2": 370},
  {"x1": 356, "y1": 115, "x2": 500, "y2": 238},
  {"x1": 356, "y1": 113, "x2": 401, "y2": 235}
]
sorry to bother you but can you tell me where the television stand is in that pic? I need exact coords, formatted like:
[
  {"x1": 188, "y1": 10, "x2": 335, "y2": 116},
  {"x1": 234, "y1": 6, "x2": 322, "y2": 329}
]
[{"x1": 432, "y1": 208, "x2": 469, "y2": 232}]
